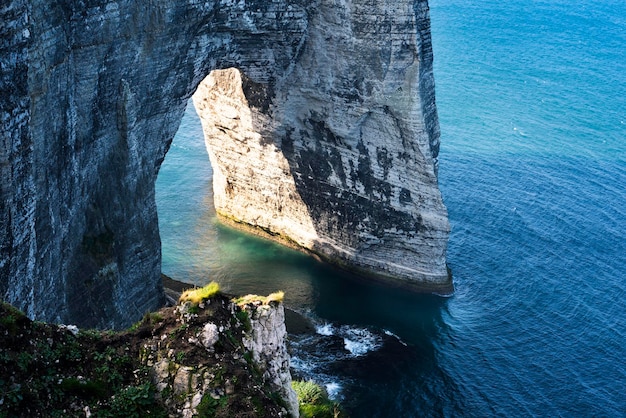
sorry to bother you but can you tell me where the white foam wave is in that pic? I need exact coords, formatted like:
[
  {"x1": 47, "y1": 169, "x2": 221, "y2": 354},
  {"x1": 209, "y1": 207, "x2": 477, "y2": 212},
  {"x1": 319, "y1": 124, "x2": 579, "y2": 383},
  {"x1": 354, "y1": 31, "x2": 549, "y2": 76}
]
[
  {"x1": 325, "y1": 382, "x2": 342, "y2": 400},
  {"x1": 384, "y1": 329, "x2": 408, "y2": 346},
  {"x1": 342, "y1": 327, "x2": 382, "y2": 356},
  {"x1": 290, "y1": 355, "x2": 315, "y2": 372},
  {"x1": 316, "y1": 322, "x2": 334, "y2": 336}
]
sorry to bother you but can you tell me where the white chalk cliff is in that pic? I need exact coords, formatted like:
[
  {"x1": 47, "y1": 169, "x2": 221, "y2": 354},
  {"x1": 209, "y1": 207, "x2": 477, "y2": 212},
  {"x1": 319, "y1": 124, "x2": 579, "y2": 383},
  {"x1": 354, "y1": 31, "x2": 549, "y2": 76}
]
[{"x1": 0, "y1": 0, "x2": 450, "y2": 328}]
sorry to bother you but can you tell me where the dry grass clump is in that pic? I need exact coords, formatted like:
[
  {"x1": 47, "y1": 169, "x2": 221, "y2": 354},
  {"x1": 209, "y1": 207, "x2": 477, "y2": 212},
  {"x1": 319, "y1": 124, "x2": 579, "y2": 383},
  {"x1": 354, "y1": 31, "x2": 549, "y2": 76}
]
[
  {"x1": 233, "y1": 291, "x2": 285, "y2": 306},
  {"x1": 179, "y1": 282, "x2": 220, "y2": 304}
]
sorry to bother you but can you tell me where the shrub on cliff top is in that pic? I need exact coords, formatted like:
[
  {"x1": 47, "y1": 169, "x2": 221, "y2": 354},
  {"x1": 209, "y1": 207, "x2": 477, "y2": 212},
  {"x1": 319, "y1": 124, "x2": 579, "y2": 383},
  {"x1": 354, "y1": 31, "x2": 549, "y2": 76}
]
[{"x1": 179, "y1": 282, "x2": 220, "y2": 304}]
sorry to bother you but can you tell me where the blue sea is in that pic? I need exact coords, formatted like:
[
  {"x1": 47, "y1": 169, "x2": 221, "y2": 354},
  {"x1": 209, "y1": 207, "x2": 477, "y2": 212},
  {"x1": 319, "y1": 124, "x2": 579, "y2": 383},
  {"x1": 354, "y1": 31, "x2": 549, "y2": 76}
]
[{"x1": 156, "y1": 0, "x2": 626, "y2": 416}]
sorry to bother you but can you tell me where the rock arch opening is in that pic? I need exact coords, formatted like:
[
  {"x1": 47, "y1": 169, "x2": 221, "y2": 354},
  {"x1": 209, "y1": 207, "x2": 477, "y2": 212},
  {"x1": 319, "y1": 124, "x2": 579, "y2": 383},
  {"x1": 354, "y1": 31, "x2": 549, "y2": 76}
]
[
  {"x1": 160, "y1": 60, "x2": 451, "y2": 295},
  {"x1": 155, "y1": 98, "x2": 215, "y2": 284},
  {"x1": 155, "y1": 77, "x2": 319, "y2": 300}
]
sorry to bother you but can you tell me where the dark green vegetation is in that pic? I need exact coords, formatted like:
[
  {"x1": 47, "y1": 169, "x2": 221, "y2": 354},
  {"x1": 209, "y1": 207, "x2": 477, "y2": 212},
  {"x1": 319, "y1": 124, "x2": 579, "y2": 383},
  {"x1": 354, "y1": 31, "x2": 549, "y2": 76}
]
[
  {"x1": 0, "y1": 302, "x2": 166, "y2": 417},
  {"x1": 0, "y1": 295, "x2": 286, "y2": 417}
]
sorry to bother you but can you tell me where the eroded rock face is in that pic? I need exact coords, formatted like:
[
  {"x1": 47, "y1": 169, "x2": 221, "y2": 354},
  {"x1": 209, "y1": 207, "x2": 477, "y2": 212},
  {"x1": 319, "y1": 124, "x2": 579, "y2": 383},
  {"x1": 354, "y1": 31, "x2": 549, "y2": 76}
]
[
  {"x1": 1, "y1": 0, "x2": 448, "y2": 328},
  {"x1": 145, "y1": 297, "x2": 298, "y2": 417},
  {"x1": 0, "y1": 294, "x2": 296, "y2": 416}
]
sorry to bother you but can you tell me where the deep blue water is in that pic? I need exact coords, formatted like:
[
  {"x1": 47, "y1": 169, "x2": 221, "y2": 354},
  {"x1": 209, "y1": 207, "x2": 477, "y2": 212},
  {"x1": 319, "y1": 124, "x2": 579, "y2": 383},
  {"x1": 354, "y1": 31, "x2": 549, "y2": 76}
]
[{"x1": 156, "y1": 0, "x2": 626, "y2": 415}]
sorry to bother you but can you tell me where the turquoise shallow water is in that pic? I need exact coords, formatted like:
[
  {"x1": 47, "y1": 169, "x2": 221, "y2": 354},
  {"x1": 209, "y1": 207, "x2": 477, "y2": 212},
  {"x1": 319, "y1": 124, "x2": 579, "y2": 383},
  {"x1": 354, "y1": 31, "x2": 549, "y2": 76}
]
[{"x1": 156, "y1": 0, "x2": 626, "y2": 415}]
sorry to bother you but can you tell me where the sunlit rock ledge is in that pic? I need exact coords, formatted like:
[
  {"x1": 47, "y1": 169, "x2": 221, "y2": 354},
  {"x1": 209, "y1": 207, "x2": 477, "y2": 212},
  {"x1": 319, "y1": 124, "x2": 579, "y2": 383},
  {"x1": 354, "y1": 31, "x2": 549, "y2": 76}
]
[{"x1": 0, "y1": 0, "x2": 450, "y2": 329}]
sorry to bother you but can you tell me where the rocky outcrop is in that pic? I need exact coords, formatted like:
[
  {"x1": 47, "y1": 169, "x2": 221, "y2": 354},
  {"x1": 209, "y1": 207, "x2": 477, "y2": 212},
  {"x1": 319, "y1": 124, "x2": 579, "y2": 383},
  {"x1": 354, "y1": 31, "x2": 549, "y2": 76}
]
[
  {"x1": 0, "y1": 292, "x2": 298, "y2": 417},
  {"x1": 1, "y1": 0, "x2": 449, "y2": 328},
  {"x1": 145, "y1": 294, "x2": 299, "y2": 417},
  {"x1": 193, "y1": 0, "x2": 450, "y2": 291},
  {"x1": 195, "y1": 0, "x2": 450, "y2": 291},
  {"x1": 240, "y1": 297, "x2": 299, "y2": 417}
]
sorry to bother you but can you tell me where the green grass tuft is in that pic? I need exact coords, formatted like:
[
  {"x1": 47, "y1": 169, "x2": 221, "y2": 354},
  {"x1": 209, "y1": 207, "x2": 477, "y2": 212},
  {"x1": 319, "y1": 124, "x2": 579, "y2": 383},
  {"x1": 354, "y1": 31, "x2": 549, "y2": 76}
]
[
  {"x1": 179, "y1": 282, "x2": 220, "y2": 305},
  {"x1": 266, "y1": 291, "x2": 285, "y2": 304},
  {"x1": 233, "y1": 291, "x2": 284, "y2": 307},
  {"x1": 196, "y1": 393, "x2": 229, "y2": 418}
]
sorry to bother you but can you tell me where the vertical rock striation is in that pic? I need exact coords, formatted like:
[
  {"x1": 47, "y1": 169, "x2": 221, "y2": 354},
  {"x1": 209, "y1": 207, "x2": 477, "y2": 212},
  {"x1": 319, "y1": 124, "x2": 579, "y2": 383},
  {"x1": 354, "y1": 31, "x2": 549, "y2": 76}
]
[
  {"x1": 1, "y1": 0, "x2": 38, "y2": 321},
  {"x1": 1, "y1": 0, "x2": 449, "y2": 328}
]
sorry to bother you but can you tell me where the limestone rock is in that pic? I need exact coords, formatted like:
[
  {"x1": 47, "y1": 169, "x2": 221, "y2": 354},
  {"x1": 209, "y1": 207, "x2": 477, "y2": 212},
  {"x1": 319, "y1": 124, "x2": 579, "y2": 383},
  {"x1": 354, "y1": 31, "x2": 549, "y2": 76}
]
[
  {"x1": 0, "y1": 295, "x2": 293, "y2": 416},
  {"x1": 241, "y1": 300, "x2": 299, "y2": 418},
  {"x1": 201, "y1": 322, "x2": 220, "y2": 350},
  {"x1": 1, "y1": 0, "x2": 449, "y2": 328},
  {"x1": 143, "y1": 294, "x2": 298, "y2": 417}
]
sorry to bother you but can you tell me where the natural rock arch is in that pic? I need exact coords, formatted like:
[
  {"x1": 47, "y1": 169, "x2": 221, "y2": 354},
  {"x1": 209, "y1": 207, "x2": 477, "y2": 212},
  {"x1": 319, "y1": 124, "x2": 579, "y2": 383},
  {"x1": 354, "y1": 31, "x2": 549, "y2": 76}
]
[{"x1": 1, "y1": 0, "x2": 449, "y2": 328}]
